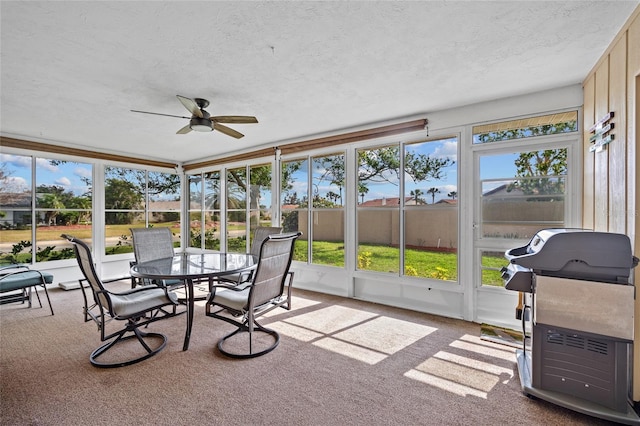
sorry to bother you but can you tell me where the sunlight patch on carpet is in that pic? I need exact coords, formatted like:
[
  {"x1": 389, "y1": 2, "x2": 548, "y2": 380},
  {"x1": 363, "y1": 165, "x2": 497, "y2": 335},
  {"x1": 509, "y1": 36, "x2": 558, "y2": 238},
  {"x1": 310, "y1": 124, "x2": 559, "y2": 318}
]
[
  {"x1": 331, "y1": 316, "x2": 437, "y2": 355},
  {"x1": 283, "y1": 305, "x2": 378, "y2": 334},
  {"x1": 268, "y1": 321, "x2": 324, "y2": 342},
  {"x1": 433, "y1": 351, "x2": 514, "y2": 381},
  {"x1": 404, "y1": 369, "x2": 488, "y2": 399},
  {"x1": 313, "y1": 337, "x2": 387, "y2": 365},
  {"x1": 262, "y1": 295, "x2": 322, "y2": 317},
  {"x1": 413, "y1": 356, "x2": 499, "y2": 392},
  {"x1": 450, "y1": 336, "x2": 515, "y2": 362}
]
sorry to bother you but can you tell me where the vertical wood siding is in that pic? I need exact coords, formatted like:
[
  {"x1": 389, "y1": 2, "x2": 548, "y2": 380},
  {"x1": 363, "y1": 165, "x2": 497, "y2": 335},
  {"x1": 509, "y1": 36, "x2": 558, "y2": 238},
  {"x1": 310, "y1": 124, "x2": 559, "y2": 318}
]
[{"x1": 582, "y1": 7, "x2": 639, "y2": 401}]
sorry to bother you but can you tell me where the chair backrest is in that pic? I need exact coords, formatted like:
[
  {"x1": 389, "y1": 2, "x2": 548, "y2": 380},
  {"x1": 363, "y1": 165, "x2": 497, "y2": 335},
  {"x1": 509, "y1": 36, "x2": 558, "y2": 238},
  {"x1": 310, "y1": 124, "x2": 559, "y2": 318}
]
[
  {"x1": 131, "y1": 227, "x2": 175, "y2": 263},
  {"x1": 249, "y1": 232, "x2": 300, "y2": 308},
  {"x1": 250, "y1": 226, "x2": 283, "y2": 258},
  {"x1": 62, "y1": 234, "x2": 110, "y2": 311}
]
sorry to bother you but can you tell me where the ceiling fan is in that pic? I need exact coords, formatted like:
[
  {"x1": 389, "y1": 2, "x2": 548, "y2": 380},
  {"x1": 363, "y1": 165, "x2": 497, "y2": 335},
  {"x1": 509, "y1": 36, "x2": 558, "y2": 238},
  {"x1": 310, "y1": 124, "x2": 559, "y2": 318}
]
[{"x1": 131, "y1": 95, "x2": 258, "y2": 138}]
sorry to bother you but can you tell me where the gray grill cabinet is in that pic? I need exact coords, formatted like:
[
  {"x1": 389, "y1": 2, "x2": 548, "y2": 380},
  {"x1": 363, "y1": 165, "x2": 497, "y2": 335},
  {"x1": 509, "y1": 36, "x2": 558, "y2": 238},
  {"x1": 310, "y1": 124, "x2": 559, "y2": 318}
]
[{"x1": 502, "y1": 228, "x2": 639, "y2": 425}]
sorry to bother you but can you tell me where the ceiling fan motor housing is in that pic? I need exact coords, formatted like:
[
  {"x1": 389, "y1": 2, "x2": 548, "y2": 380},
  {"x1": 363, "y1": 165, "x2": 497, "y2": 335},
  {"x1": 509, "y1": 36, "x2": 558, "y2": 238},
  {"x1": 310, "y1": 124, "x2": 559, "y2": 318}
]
[{"x1": 190, "y1": 116, "x2": 212, "y2": 132}]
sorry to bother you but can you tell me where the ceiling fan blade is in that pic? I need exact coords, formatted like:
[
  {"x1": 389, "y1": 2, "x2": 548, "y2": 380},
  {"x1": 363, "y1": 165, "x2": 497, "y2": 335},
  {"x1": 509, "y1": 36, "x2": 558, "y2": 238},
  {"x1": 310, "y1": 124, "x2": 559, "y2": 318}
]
[
  {"x1": 176, "y1": 95, "x2": 203, "y2": 118},
  {"x1": 214, "y1": 123, "x2": 244, "y2": 139},
  {"x1": 176, "y1": 124, "x2": 192, "y2": 134},
  {"x1": 212, "y1": 115, "x2": 258, "y2": 124},
  {"x1": 131, "y1": 110, "x2": 190, "y2": 119}
]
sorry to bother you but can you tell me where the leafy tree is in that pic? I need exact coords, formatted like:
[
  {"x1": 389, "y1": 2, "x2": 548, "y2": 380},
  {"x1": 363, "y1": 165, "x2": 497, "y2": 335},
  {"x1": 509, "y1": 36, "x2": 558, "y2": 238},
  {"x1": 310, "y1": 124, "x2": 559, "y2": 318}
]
[
  {"x1": 38, "y1": 192, "x2": 65, "y2": 225},
  {"x1": 475, "y1": 120, "x2": 577, "y2": 144},
  {"x1": 104, "y1": 178, "x2": 144, "y2": 224},
  {"x1": 447, "y1": 191, "x2": 457, "y2": 199},
  {"x1": 508, "y1": 149, "x2": 567, "y2": 201},
  {"x1": 283, "y1": 147, "x2": 453, "y2": 207}
]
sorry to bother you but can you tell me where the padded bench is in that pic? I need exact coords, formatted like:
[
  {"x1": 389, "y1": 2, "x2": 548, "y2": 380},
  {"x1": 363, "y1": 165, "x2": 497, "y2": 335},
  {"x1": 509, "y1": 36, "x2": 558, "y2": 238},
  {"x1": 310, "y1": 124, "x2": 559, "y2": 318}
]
[{"x1": 0, "y1": 265, "x2": 54, "y2": 315}]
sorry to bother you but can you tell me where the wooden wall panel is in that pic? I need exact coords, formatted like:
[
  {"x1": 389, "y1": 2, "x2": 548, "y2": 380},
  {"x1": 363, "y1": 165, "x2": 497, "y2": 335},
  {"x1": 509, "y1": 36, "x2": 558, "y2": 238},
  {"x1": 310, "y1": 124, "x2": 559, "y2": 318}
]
[
  {"x1": 627, "y1": 12, "x2": 640, "y2": 402},
  {"x1": 593, "y1": 59, "x2": 610, "y2": 231},
  {"x1": 582, "y1": 76, "x2": 595, "y2": 230},
  {"x1": 608, "y1": 37, "x2": 627, "y2": 234},
  {"x1": 583, "y1": 5, "x2": 640, "y2": 402}
]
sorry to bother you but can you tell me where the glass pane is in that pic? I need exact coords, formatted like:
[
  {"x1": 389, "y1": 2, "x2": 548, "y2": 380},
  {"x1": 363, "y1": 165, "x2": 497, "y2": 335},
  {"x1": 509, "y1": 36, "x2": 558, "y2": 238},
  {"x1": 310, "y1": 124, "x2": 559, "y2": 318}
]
[
  {"x1": 148, "y1": 171, "x2": 180, "y2": 208},
  {"x1": 0, "y1": 154, "x2": 33, "y2": 264},
  {"x1": 204, "y1": 210, "x2": 221, "y2": 251},
  {"x1": 227, "y1": 213, "x2": 247, "y2": 253},
  {"x1": 188, "y1": 173, "x2": 203, "y2": 210},
  {"x1": 203, "y1": 171, "x2": 219, "y2": 210},
  {"x1": 404, "y1": 209, "x2": 457, "y2": 281},
  {"x1": 404, "y1": 138, "x2": 457, "y2": 205},
  {"x1": 282, "y1": 209, "x2": 307, "y2": 262},
  {"x1": 188, "y1": 211, "x2": 203, "y2": 249},
  {"x1": 312, "y1": 154, "x2": 344, "y2": 208},
  {"x1": 36, "y1": 224, "x2": 88, "y2": 261},
  {"x1": 480, "y1": 149, "x2": 566, "y2": 240},
  {"x1": 481, "y1": 250, "x2": 505, "y2": 287},
  {"x1": 250, "y1": 164, "x2": 271, "y2": 229},
  {"x1": 473, "y1": 111, "x2": 578, "y2": 144},
  {"x1": 281, "y1": 159, "x2": 307, "y2": 209},
  {"x1": 104, "y1": 167, "x2": 145, "y2": 210},
  {"x1": 357, "y1": 146, "x2": 399, "y2": 206},
  {"x1": 312, "y1": 210, "x2": 344, "y2": 267},
  {"x1": 105, "y1": 213, "x2": 143, "y2": 254},
  {"x1": 403, "y1": 137, "x2": 458, "y2": 281},
  {"x1": 357, "y1": 210, "x2": 399, "y2": 273},
  {"x1": 227, "y1": 167, "x2": 247, "y2": 252},
  {"x1": 31, "y1": 158, "x2": 93, "y2": 262}
]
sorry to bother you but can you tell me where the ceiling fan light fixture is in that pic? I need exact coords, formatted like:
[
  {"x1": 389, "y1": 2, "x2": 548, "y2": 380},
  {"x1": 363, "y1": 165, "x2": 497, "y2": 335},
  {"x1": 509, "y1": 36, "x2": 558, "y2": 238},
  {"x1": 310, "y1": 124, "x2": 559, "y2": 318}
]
[{"x1": 189, "y1": 117, "x2": 213, "y2": 132}]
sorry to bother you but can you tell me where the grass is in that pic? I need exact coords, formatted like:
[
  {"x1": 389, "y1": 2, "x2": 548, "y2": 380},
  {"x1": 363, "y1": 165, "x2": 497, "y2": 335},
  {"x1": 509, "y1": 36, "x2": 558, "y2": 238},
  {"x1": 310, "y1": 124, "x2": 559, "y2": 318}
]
[{"x1": 1, "y1": 225, "x2": 509, "y2": 286}]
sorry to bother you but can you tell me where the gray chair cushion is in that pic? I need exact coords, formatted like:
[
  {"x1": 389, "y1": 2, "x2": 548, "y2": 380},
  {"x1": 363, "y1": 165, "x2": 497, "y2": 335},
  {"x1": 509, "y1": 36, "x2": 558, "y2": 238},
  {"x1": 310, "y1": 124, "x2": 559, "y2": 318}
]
[{"x1": 109, "y1": 287, "x2": 178, "y2": 318}]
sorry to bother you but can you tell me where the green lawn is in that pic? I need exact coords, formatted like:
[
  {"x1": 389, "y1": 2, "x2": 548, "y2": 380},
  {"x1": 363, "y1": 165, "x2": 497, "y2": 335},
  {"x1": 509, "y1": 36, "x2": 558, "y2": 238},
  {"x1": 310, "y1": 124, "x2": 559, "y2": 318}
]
[{"x1": 1, "y1": 226, "x2": 508, "y2": 286}]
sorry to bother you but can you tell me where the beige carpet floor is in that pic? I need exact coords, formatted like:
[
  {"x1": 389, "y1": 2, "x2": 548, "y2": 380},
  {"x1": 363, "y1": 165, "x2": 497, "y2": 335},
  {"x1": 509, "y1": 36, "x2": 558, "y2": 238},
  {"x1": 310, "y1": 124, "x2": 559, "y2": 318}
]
[{"x1": 0, "y1": 283, "x2": 618, "y2": 425}]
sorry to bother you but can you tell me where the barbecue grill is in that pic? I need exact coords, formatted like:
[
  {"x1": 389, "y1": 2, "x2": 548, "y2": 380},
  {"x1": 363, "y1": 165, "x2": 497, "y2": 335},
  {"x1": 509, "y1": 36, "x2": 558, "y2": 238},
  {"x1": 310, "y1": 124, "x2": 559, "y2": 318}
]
[{"x1": 502, "y1": 228, "x2": 639, "y2": 424}]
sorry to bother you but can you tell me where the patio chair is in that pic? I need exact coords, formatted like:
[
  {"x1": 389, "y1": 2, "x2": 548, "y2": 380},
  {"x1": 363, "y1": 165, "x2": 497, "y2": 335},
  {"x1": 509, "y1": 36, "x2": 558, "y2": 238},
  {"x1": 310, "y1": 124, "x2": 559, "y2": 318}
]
[
  {"x1": 130, "y1": 227, "x2": 184, "y2": 290},
  {"x1": 0, "y1": 265, "x2": 54, "y2": 315},
  {"x1": 217, "y1": 226, "x2": 283, "y2": 286},
  {"x1": 63, "y1": 234, "x2": 179, "y2": 368},
  {"x1": 205, "y1": 231, "x2": 301, "y2": 358}
]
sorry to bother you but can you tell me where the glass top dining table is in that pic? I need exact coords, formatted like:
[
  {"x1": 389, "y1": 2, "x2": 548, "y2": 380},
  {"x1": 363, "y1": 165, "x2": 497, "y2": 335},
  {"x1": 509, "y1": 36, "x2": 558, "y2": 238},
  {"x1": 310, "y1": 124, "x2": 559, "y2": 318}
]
[{"x1": 130, "y1": 252, "x2": 257, "y2": 351}]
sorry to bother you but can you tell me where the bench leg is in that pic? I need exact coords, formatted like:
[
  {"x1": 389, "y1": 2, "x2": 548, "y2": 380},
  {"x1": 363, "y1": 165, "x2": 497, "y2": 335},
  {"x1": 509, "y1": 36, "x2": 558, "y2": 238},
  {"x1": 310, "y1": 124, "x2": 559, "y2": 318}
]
[{"x1": 38, "y1": 276, "x2": 54, "y2": 315}]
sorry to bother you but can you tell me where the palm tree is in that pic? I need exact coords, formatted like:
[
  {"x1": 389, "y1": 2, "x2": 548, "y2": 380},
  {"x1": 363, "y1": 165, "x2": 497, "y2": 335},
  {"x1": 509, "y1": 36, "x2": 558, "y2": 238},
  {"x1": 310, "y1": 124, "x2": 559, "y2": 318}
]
[
  {"x1": 427, "y1": 187, "x2": 440, "y2": 204},
  {"x1": 409, "y1": 189, "x2": 424, "y2": 205}
]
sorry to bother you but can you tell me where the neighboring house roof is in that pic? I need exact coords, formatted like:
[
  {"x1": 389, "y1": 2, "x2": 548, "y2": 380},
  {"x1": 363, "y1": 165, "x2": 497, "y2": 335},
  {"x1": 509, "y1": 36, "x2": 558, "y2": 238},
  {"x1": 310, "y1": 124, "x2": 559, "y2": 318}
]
[
  {"x1": 435, "y1": 199, "x2": 458, "y2": 205},
  {"x1": 0, "y1": 192, "x2": 31, "y2": 208}
]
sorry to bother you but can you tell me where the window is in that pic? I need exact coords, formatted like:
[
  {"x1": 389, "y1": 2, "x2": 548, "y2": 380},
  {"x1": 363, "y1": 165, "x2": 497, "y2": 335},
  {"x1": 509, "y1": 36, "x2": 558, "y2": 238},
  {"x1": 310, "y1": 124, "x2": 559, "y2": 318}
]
[
  {"x1": 477, "y1": 148, "x2": 568, "y2": 287},
  {"x1": 281, "y1": 155, "x2": 345, "y2": 266},
  {"x1": 249, "y1": 164, "x2": 272, "y2": 245},
  {"x1": 0, "y1": 155, "x2": 92, "y2": 263},
  {"x1": 357, "y1": 145, "x2": 401, "y2": 274},
  {"x1": 281, "y1": 159, "x2": 308, "y2": 262},
  {"x1": 189, "y1": 165, "x2": 273, "y2": 252},
  {"x1": 473, "y1": 112, "x2": 577, "y2": 287},
  {"x1": 355, "y1": 138, "x2": 458, "y2": 280},
  {"x1": 403, "y1": 138, "x2": 457, "y2": 280},
  {"x1": 188, "y1": 171, "x2": 221, "y2": 250},
  {"x1": 105, "y1": 167, "x2": 180, "y2": 255},
  {"x1": 472, "y1": 111, "x2": 578, "y2": 144},
  {"x1": 311, "y1": 154, "x2": 345, "y2": 267},
  {"x1": 227, "y1": 166, "x2": 247, "y2": 252}
]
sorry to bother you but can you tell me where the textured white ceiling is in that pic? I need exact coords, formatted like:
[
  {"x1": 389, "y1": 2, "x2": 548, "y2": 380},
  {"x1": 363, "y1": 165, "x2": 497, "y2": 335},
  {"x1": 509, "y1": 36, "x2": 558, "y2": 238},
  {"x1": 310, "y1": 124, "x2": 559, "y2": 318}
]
[{"x1": 1, "y1": 1, "x2": 637, "y2": 165}]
